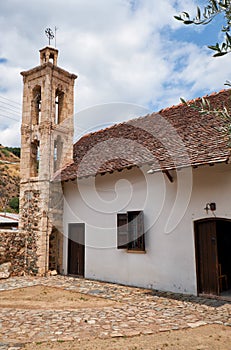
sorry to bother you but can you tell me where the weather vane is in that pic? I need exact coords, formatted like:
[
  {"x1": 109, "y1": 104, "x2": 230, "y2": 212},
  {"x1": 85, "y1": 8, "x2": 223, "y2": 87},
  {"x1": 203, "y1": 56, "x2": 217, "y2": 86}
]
[{"x1": 45, "y1": 28, "x2": 54, "y2": 45}]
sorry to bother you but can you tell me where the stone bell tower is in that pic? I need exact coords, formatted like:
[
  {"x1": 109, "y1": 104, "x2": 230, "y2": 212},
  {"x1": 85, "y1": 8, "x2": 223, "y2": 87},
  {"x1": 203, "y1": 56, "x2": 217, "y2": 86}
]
[{"x1": 19, "y1": 46, "x2": 77, "y2": 275}]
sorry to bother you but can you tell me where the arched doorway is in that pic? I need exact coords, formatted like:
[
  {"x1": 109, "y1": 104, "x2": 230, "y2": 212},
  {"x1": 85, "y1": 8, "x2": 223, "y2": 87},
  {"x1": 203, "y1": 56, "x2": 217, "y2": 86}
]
[{"x1": 194, "y1": 218, "x2": 231, "y2": 296}]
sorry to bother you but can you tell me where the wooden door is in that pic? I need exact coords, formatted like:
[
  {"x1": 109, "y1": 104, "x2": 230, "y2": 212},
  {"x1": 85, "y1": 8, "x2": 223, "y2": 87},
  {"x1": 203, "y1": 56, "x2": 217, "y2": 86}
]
[
  {"x1": 195, "y1": 220, "x2": 219, "y2": 295},
  {"x1": 68, "y1": 223, "x2": 85, "y2": 276}
]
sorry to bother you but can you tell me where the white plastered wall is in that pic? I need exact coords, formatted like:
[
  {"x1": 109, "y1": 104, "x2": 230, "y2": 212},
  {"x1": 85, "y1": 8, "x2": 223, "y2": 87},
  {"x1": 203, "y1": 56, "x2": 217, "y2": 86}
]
[{"x1": 63, "y1": 162, "x2": 231, "y2": 295}]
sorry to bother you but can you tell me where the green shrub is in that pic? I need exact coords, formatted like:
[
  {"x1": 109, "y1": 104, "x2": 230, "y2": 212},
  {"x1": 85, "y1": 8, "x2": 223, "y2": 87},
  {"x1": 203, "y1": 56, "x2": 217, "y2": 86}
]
[
  {"x1": 1, "y1": 148, "x2": 10, "y2": 157},
  {"x1": 9, "y1": 197, "x2": 19, "y2": 212}
]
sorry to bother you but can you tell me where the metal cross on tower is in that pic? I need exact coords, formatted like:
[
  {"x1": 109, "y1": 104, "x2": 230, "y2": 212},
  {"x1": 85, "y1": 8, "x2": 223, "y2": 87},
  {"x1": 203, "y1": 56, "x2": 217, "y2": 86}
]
[{"x1": 45, "y1": 28, "x2": 54, "y2": 45}]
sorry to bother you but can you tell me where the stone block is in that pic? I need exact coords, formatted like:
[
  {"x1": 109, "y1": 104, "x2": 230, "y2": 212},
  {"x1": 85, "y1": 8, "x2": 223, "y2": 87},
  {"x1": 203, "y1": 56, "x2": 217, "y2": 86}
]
[{"x1": 0, "y1": 261, "x2": 11, "y2": 279}]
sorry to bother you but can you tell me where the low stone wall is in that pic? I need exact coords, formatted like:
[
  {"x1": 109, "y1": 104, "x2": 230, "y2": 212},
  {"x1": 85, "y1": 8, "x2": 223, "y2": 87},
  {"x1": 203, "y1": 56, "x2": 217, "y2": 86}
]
[
  {"x1": 0, "y1": 229, "x2": 25, "y2": 275},
  {"x1": 0, "y1": 229, "x2": 39, "y2": 276},
  {"x1": 0, "y1": 228, "x2": 57, "y2": 277}
]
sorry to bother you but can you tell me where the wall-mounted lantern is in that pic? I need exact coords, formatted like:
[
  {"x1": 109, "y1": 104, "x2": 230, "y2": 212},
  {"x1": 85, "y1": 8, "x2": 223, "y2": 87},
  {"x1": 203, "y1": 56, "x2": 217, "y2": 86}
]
[{"x1": 204, "y1": 202, "x2": 216, "y2": 214}]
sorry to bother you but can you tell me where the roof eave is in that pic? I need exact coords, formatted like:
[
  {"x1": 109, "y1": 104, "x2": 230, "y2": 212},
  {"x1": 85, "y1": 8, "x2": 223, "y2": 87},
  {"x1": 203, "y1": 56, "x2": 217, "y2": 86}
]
[{"x1": 59, "y1": 155, "x2": 230, "y2": 183}]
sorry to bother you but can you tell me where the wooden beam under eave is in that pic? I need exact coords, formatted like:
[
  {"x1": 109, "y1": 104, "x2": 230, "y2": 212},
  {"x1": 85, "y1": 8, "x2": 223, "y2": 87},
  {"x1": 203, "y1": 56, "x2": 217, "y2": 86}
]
[{"x1": 163, "y1": 170, "x2": 173, "y2": 183}]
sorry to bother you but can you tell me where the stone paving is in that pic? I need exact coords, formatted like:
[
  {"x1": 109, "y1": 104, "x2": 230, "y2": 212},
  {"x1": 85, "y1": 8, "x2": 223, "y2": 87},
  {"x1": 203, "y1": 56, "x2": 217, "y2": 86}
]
[{"x1": 0, "y1": 276, "x2": 231, "y2": 349}]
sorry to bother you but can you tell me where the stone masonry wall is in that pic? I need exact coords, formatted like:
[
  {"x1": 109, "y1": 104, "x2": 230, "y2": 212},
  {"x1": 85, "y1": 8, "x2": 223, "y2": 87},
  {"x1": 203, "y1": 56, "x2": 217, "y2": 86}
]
[
  {"x1": 0, "y1": 229, "x2": 38, "y2": 276},
  {"x1": 0, "y1": 230, "x2": 25, "y2": 275}
]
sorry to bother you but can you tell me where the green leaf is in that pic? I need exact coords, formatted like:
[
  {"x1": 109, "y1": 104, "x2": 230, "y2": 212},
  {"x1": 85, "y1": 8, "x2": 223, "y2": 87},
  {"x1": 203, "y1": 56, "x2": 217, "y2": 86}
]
[
  {"x1": 183, "y1": 20, "x2": 194, "y2": 25},
  {"x1": 180, "y1": 97, "x2": 187, "y2": 104},
  {"x1": 208, "y1": 45, "x2": 220, "y2": 51},
  {"x1": 196, "y1": 6, "x2": 201, "y2": 20},
  {"x1": 226, "y1": 32, "x2": 231, "y2": 45},
  {"x1": 225, "y1": 80, "x2": 231, "y2": 86},
  {"x1": 174, "y1": 15, "x2": 183, "y2": 21},
  {"x1": 201, "y1": 97, "x2": 208, "y2": 109},
  {"x1": 182, "y1": 12, "x2": 190, "y2": 19},
  {"x1": 211, "y1": 0, "x2": 218, "y2": 11},
  {"x1": 213, "y1": 51, "x2": 228, "y2": 57}
]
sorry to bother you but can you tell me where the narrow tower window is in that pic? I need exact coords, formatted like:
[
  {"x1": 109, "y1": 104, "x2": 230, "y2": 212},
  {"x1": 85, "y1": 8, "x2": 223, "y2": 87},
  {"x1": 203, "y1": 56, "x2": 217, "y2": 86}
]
[
  {"x1": 55, "y1": 89, "x2": 64, "y2": 124},
  {"x1": 30, "y1": 140, "x2": 40, "y2": 177},
  {"x1": 54, "y1": 141, "x2": 58, "y2": 163},
  {"x1": 55, "y1": 95, "x2": 59, "y2": 124},
  {"x1": 32, "y1": 86, "x2": 41, "y2": 124},
  {"x1": 54, "y1": 136, "x2": 63, "y2": 172}
]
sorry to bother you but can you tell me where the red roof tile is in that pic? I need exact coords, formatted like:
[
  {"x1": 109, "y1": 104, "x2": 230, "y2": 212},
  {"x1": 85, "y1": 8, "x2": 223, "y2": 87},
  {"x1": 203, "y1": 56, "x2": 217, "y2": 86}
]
[{"x1": 57, "y1": 89, "x2": 231, "y2": 181}]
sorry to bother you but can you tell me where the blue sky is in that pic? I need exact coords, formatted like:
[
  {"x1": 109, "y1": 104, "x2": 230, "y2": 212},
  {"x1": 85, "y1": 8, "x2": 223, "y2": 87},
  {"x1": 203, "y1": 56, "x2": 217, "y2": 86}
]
[{"x1": 0, "y1": 0, "x2": 231, "y2": 146}]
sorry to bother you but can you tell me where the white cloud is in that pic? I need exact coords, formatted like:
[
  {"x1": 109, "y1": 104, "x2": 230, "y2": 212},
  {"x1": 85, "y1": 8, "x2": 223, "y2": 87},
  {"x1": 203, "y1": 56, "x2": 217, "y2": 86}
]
[
  {"x1": 0, "y1": 122, "x2": 21, "y2": 146},
  {"x1": 0, "y1": 0, "x2": 229, "y2": 146}
]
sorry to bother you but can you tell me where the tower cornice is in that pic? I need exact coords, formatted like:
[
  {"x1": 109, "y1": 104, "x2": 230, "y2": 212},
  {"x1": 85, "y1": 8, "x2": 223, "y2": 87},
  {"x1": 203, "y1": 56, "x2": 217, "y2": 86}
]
[{"x1": 21, "y1": 63, "x2": 77, "y2": 80}]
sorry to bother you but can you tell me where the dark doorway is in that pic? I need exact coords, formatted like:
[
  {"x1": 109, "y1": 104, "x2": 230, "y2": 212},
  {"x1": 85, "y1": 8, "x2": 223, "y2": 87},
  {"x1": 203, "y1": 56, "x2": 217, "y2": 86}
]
[
  {"x1": 68, "y1": 223, "x2": 85, "y2": 276},
  {"x1": 49, "y1": 228, "x2": 62, "y2": 273},
  {"x1": 195, "y1": 218, "x2": 231, "y2": 296},
  {"x1": 217, "y1": 220, "x2": 231, "y2": 295}
]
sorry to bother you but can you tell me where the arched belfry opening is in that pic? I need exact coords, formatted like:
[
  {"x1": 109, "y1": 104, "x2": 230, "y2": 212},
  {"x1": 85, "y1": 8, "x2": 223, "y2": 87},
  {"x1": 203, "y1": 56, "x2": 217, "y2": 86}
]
[{"x1": 19, "y1": 46, "x2": 77, "y2": 276}]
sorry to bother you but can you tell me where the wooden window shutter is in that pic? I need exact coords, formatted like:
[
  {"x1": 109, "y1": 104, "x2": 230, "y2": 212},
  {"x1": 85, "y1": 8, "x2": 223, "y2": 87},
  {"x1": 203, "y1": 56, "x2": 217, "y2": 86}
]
[
  {"x1": 137, "y1": 211, "x2": 145, "y2": 251},
  {"x1": 117, "y1": 213, "x2": 128, "y2": 249},
  {"x1": 127, "y1": 211, "x2": 145, "y2": 251}
]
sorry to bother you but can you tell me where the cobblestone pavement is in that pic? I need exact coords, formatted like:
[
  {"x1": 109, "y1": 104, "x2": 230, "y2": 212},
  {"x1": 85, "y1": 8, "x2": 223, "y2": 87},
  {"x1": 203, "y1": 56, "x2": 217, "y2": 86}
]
[{"x1": 0, "y1": 276, "x2": 231, "y2": 349}]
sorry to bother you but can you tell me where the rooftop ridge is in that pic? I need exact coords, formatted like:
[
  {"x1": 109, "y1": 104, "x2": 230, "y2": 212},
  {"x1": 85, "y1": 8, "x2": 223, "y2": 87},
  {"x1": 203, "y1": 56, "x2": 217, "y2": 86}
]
[{"x1": 74, "y1": 88, "x2": 231, "y2": 144}]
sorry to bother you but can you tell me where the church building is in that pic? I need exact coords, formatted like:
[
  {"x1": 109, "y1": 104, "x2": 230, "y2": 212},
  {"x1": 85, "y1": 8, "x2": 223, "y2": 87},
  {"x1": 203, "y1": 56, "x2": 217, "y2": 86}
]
[{"x1": 19, "y1": 46, "x2": 231, "y2": 298}]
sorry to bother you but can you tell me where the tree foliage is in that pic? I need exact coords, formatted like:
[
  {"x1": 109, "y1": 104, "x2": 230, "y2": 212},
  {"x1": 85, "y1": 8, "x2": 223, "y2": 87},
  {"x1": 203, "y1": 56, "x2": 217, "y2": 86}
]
[
  {"x1": 175, "y1": 1, "x2": 231, "y2": 142},
  {"x1": 180, "y1": 96, "x2": 231, "y2": 144},
  {"x1": 5, "y1": 147, "x2": 21, "y2": 158},
  {"x1": 175, "y1": 0, "x2": 231, "y2": 56}
]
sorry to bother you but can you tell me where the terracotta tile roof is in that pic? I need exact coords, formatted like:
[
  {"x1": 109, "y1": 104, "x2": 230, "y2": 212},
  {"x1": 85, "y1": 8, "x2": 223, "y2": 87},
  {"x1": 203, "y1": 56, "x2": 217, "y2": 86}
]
[{"x1": 58, "y1": 89, "x2": 231, "y2": 181}]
